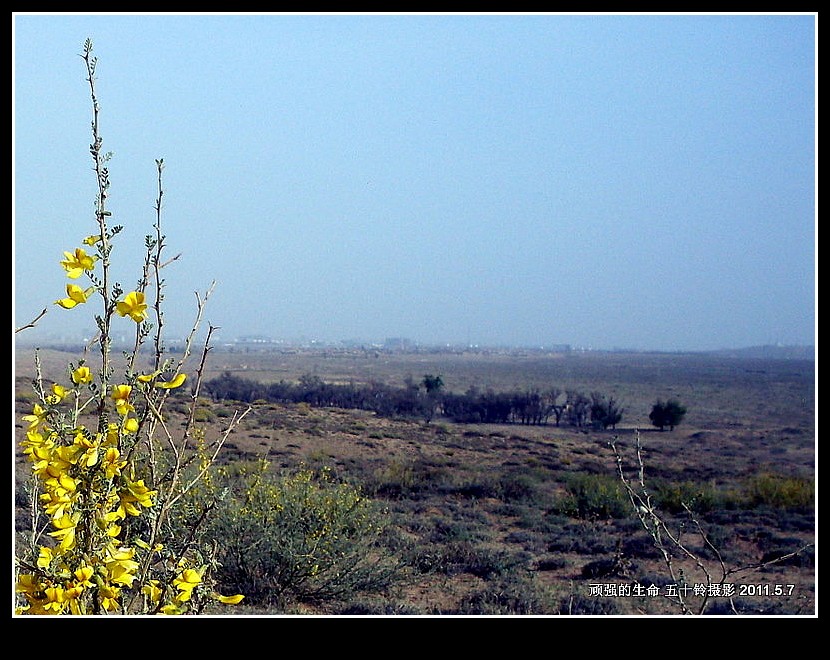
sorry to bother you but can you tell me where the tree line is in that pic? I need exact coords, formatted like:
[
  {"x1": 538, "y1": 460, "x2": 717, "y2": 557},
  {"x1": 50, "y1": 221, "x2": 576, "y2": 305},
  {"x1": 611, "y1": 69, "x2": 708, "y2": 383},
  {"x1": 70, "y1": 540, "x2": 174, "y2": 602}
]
[{"x1": 204, "y1": 372, "x2": 686, "y2": 431}]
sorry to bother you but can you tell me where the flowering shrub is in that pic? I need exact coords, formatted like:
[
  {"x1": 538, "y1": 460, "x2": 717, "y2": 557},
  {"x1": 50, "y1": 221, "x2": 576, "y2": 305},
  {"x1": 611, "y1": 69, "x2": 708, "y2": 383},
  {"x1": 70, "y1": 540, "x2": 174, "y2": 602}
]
[{"x1": 14, "y1": 39, "x2": 249, "y2": 615}]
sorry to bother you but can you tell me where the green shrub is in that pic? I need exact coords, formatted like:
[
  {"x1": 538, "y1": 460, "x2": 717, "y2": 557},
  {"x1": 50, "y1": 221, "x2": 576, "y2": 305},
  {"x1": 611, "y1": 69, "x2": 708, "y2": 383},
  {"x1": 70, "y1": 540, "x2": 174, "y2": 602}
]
[
  {"x1": 742, "y1": 473, "x2": 814, "y2": 511},
  {"x1": 369, "y1": 459, "x2": 423, "y2": 497},
  {"x1": 206, "y1": 461, "x2": 404, "y2": 609},
  {"x1": 456, "y1": 570, "x2": 556, "y2": 614},
  {"x1": 408, "y1": 541, "x2": 516, "y2": 579},
  {"x1": 635, "y1": 474, "x2": 813, "y2": 516},
  {"x1": 652, "y1": 479, "x2": 721, "y2": 513},
  {"x1": 193, "y1": 406, "x2": 216, "y2": 423},
  {"x1": 557, "y1": 473, "x2": 629, "y2": 519},
  {"x1": 427, "y1": 518, "x2": 483, "y2": 544},
  {"x1": 497, "y1": 471, "x2": 542, "y2": 503},
  {"x1": 450, "y1": 475, "x2": 501, "y2": 499},
  {"x1": 535, "y1": 555, "x2": 569, "y2": 571},
  {"x1": 367, "y1": 457, "x2": 457, "y2": 498}
]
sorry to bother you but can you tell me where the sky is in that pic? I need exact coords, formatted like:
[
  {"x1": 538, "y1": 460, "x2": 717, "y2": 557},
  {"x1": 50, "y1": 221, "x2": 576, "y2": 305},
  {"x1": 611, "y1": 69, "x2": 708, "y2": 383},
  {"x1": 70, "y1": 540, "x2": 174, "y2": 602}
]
[{"x1": 13, "y1": 12, "x2": 816, "y2": 352}]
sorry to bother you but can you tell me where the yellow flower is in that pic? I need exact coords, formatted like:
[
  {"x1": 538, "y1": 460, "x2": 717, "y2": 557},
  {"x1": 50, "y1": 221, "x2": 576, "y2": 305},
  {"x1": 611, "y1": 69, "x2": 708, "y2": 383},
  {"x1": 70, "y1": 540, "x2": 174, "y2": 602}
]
[
  {"x1": 155, "y1": 373, "x2": 187, "y2": 389},
  {"x1": 74, "y1": 565, "x2": 95, "y2": 588},
  {"x1": 137, "y1": 370, "x2": 161, "y2": 383},
  {"x1": 111, "y1": 384, "x2": 134, "y2": 416},
  {"x1": 40, "y1": 447, "x2": 78, "y2": 489},
  {"x1": 173, "y1": 567, "x2": 203, "y2": 602},
  {"x1": 122, "y1": 416, "x2": 139, "y2": 434},
  {"x1": 48, "y1": 512, "x2": 80, "y2": 551},
  {"x1": 43, "y1": 586, "x2": 69, "y2": 613},
  {"x1": 104, "y1": 545, "x2": 140, "y2": 587},
  {"x1": 29, "y1": 454, "x2": 51, "y2": 479},
  {"x1": 40, "y1": 485, "x2": 76, "y2": 520},
  {"x1": 60, "y1": 247, "x2": 97, "y2": 278},
  {"x1": 22, "y1": 427, "x2": 46, "y2": 451},
  {"x1": 71, "y1": 365, "x2": 94, "y2": 385},
  {"x1": 16, "y1": 573, "x2": 43, "y2": 595},
  {"x1": 98, "y1": 498, "x2": 124, "y2": 533},
  {"x1": 57, "y1": 471, "x2": 78, "y2": 492},
  {"x1": 22, "y1": 404, "x2": 48, "y2": 430},
  {"x1": 36, "y1": 546, "x2": 55, "y2": 569},
  {"x1": 45, "y1": 383, "x2": 68, "y2": 405},
  {"x1": 102, "y1": 447, "x2": 127, "y2": 479},
  {"x1": 50, "y1": 444, "x2": 82, "y2": 471},
  {"x1": 79, "y1": 446, "x2": 98, "y2": 467},
  {"x1": 99, "y1": 583, "x2": 121, "y2": 612},
  {"x1": 212, "y1": 592, "x2": 245, "y2": 605},
  {"x1": 74, "y1": 428, "x2": 100, "y2": 468},
  {"x1": 55, "y1": 283, "x2": 94, "y2": 309},
  {"x1": 82, "y1": 234, "x2": 102, "y2": 246},
  {"x1": 159, "y1": 603, "x2": 184, "y2": 615},
  {"x1": 22, "y1": 431, "x2": 54, "y2": 479},
  {"x1": 116, "y1": 291, "x2": 148, "y2": 322},
  {"x1": 65, "y1": 586, "x2": 85, "y2": 614},
  {"x1": 142, "y1": 580, "x2": 163, "y2": 603},
  {"x1": 118, "y1": 477, "x2": 157, "y2": 517}
]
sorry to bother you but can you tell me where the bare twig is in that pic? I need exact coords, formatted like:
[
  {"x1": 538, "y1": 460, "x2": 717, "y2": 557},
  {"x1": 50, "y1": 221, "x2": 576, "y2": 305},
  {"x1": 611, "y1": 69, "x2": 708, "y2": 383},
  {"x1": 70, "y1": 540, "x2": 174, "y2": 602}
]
[{"x1": 15, "y1": 308, "x2": 48, "y2": 334}]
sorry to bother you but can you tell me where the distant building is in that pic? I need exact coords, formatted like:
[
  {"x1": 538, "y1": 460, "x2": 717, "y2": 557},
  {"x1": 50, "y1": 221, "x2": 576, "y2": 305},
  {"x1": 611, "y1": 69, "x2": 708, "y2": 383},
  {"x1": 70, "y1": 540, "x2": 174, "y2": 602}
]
[
  {"x1": 236, "y1": 335, "x2": 273, "y2": 344},
  {"x1": 547, "y1": 344, "x2": 572, "y2": 353},
  {"x1": 383, "y1": 337, "x2": 415, "y2": 352}
]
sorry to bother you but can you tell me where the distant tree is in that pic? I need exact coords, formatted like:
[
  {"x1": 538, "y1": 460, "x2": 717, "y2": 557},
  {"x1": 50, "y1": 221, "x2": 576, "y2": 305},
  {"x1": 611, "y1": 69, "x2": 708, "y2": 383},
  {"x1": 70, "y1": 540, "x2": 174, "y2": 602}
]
[
  {"x1": 565, "y1": 390, "x2": 591, "y2": 427},
  {"x1": 422, "y1": 374, "x2": 444, "y2": 394},
  {"x1": 662, "y1": 399, "x2": 687, "y2": 431},
  {"x1": 590, "y1": 392, "x2": 624, "y2": 430},
  {"x1": 510, "y1": 388, "x2": 557, "y2": 425},
  {"x1": 546, "y1": 387, "x2": 564, "y2": 426},
  {"x1": 205, "y1": 371, "x2": 265, "y2": 403},
  {"x1": 511, "y1": 389, "x2": 543, "y2": 425},
  {"x1": 649, "y1": 398, "x2": 687, "y2": 431},
  {"x1": 479, "y1": 389, "x2": 512, "y2": 424},
  {"x1": 419, "y1": 374, "x2": 445, "y2": 423},
  {"x1": 543, "y1": 387, "x2": 566, "y2": 426},
  {"x1": 606, "y1": 398, "x2": 624, "y2": 430}
]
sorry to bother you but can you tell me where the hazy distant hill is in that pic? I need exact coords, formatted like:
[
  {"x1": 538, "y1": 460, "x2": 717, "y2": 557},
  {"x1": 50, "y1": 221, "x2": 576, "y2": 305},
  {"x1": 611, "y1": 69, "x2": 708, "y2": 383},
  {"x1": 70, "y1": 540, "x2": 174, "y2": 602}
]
[{"x1": 704, "y1": 345, "x2": 815, "y2": 361}]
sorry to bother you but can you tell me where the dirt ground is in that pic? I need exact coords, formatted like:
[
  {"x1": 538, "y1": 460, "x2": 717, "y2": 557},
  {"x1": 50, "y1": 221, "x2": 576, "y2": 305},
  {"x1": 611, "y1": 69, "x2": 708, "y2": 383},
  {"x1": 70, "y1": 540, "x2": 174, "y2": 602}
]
[{"x1": 13, "y1": 346, "x2": 816, "y2": 616}]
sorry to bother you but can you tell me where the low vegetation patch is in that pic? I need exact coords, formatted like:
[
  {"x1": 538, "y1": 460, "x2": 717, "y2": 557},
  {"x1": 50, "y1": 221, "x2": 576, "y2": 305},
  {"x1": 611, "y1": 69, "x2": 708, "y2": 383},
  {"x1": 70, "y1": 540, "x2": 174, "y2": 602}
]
[{"x1": 186, "y1": 461, "x2": 405, "y2": 609}]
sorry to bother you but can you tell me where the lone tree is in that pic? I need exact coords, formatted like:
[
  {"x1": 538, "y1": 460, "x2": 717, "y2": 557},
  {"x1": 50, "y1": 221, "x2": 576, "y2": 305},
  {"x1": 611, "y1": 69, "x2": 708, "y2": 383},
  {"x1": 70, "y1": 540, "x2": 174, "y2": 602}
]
[
  {"x1": 649, "y1": 398, "x2": 687, "y2": 431},
  {"x1": 422, "y1": 374, "x2": 444, "y2": 394},
  {"x1": 590, "y1": 392, "x2": 624, "y2": 430}
]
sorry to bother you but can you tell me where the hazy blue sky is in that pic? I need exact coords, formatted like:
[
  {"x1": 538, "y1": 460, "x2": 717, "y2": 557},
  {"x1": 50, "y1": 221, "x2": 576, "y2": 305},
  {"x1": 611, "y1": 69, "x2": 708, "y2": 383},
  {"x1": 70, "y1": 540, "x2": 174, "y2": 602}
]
[{"x1": 13, "y1": 13, "x2": 816, "y2": 351}]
